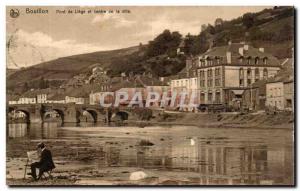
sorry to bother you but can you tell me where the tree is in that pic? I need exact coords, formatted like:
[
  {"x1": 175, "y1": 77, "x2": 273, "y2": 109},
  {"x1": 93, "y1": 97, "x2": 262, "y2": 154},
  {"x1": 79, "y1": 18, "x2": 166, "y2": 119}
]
[
  {"x1": 146, "y1": 30, "x2": 182, "y2": 57},
  {"x1": 242, "y1": 13, "x2": 255, "y2": 29}
]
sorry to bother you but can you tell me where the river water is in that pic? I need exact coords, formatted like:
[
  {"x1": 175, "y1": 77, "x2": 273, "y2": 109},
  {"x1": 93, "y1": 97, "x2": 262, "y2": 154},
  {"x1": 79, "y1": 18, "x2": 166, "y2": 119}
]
[{"x1": 7, "y1": 122, "x2": 294, "y2": 185}]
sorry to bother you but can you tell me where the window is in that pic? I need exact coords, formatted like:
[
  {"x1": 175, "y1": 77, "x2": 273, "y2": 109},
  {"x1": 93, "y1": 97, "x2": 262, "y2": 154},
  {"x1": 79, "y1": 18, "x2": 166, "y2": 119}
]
[
  {"x1": 215, "y1": 68, "x2": 220, "y2": 76},
  {"x1": 255, "y1": 57, "x2": 259, "y2": 65},
  {"x1": 215, "y1": 79, "x2": 220, "y2": 86},
  {"x1": 208, "y1": 92, "x2": 213, "y2": 102},
  {"x1": 215, "y1": 92, "x2": 221, "y2": 103},
  {"x1": 200, "y1": 93, "x2": 205, "y2": 103},
  {"x1": 247, "y1": 58, "x2": 251, "y2": 65},
  {"x1": 239, "y1": 68, "x2": 244, "y2": 87},
  {"x1": 239, "y1": 79, "x2": 244, "y2": 87},
  {"x1": 263, "y1": 58, "x2": 268, "y2": 65},
  {"x1": 239, "y1": 57, "x2": 243, "y2": 64},
  {"x1": 255, "y1": 68, "x2": 260, "y2": 81},
  {"x1": 247, "y1": 79, "x2": 251, "y2": 86},
  {"x1": 263, "y1": 68, "x2": 268, "y2": 79},
  {"x1": 239, "y1": 68, "x2": 244, "y2": 76},
  {"x1": 247, "y1": 68, "x2": 251, "y2": 78},
  {"x1": 208, "y1": 79, "x2": 212, "y2": 87}
]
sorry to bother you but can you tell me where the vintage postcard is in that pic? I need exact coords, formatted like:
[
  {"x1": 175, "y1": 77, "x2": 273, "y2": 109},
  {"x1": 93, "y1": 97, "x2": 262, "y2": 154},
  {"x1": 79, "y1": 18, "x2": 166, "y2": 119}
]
[{"x1": 6, "y1": 6, "x2": 295, "y2": 186}]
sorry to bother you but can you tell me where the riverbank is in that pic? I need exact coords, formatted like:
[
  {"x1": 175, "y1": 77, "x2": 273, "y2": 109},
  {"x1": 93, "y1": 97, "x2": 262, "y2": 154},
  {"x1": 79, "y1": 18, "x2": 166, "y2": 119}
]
[
  {"x1": 127, "y1": 111, "x2": 294, "y2": 129},
  {"x1": 7, "y1": 112, "x2": 294, "y2": 186}
]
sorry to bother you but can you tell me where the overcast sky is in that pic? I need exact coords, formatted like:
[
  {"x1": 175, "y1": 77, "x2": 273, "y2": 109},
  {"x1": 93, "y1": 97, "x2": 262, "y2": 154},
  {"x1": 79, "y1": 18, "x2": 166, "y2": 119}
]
[{"x1": 6, "y1": 6, "x2": 271, "y2": 68}]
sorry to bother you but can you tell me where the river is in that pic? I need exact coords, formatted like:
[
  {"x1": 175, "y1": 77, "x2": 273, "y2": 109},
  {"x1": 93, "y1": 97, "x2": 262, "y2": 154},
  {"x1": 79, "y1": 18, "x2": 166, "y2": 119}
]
[{"x1": 6, "y1": 122, "x2": 294, "y2": 185}]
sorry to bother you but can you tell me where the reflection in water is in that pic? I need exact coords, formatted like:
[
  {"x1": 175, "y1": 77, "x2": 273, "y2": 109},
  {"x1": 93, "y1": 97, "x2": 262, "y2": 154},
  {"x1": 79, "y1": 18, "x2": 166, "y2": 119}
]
[
  {"x1": 8, "y1": 122, "x2": 59, "y2": 139},
  {"x1": 100, "y1": 138, "x2": 293, "y2": 185},
  {"x1": 7, "y1": 123, "x2": 293, "y2": 185},
  {"x1": 8, "y1": 123, "x2": 27, "y2": 138}
]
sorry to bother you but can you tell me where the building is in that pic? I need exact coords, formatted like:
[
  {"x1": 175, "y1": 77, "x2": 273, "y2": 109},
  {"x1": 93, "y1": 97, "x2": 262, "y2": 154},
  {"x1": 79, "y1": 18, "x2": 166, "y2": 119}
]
[
  {"x1": 65, "y1": 96, "x2": 85, "y2": 104},
  {"x1": 186, "y1": 42, "x2": 281, "y2": 108},
  {"x1": 37, "y1": 94, "x2": 47, "y2": 104},
  {"x1": 266, "y1": 66, "x2": 294, "y2": 111},
  {"x1": 170, "y1": 67, "x2": 199, "y2": 110},
  {"x1": 137, "y1": 75, "x2": 170, "y2": 108},
  {"x1": 214, "y1": 18, "x2": 223, "y2": 26},
  {"x1": 242, "y1": 79, "x2": 267, "y2": 111}
]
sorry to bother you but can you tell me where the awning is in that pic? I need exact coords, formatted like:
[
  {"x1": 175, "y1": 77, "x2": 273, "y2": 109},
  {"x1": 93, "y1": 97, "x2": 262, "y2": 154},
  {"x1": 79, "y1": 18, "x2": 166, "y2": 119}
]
[{"x1": 231, "y1": 90, "x2": 245, "y2": 95}]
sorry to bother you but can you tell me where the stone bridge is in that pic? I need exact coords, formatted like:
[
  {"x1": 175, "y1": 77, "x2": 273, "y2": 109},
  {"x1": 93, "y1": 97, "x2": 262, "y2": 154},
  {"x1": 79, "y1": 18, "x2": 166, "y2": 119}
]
[{"x1": 7, "y1": 103, "x2": 134, "y2": 123}]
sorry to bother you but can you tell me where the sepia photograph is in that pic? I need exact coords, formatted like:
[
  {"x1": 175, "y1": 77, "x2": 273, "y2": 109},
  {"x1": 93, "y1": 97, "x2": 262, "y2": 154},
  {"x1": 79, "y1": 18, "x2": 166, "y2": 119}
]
[{"x1": 6, "y1": 6, "x2": 295, "y2": 186}]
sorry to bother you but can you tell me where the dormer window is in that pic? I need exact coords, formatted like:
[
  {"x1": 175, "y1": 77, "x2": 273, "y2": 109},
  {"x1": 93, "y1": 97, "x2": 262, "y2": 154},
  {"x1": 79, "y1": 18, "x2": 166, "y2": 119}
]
[
  {"x1": 239, "y1": 57, "x2": 243, "y2": 64},
  {"x1": 263, "y1": 57, "x2": 268, "y2": 65},
  {"x1": 247, "y1": 57, "x2": 251, "y2": 65},
  {"x1": 255, "y1": 57, "x2": 259, "y2": 65}
]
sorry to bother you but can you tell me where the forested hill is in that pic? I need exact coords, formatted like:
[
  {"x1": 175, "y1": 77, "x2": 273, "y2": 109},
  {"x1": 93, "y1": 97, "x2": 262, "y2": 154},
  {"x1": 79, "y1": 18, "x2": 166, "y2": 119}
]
[{"x1": 7, "y1": 6, "x2": 294, "y2": 93}]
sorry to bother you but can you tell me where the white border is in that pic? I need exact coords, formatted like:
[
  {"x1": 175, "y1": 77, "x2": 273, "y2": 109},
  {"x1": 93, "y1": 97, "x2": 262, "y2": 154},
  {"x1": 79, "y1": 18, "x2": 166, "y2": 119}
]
[{"x1": 1, "y1": 0, "x2": 298, "y2": 191}]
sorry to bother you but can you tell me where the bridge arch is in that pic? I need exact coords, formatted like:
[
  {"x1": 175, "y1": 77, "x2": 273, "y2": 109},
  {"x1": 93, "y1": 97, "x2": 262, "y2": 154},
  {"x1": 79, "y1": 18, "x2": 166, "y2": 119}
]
[
  {"x1": 80, "y1": 109, "x2": 97, "y2": 123},
  {"x1": 8, "y1": 109, "x2": 30, "y2": 123},
  {"x1": 42, "y1": 109, "x2": 64, "y2": 122},
  {"x1": 113, "y1": 111, "x2": 129, "y2": 121}
]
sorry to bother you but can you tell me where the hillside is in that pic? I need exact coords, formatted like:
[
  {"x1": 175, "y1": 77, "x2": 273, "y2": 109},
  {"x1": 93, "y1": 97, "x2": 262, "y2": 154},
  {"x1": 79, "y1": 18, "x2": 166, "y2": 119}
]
[
  {"x1": 184, "y1": 6, "x2": 294, "y2": 58},
  {"x1": 7, "y1": 6, "x2": 294, "y2": 94},
  {"x1": 7, "y1": 46, "x2": 142, "y2": 90}
]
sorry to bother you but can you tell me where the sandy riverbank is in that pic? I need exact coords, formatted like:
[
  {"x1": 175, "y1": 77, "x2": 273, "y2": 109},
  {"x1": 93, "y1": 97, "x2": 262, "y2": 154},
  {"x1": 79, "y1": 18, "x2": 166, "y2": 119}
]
[
  {"x1": 129, "y1": 111, "x2": 294, "y2": 129},
  {"x1": 7, "y1": 112, "x2": 294, "y2": 186}
]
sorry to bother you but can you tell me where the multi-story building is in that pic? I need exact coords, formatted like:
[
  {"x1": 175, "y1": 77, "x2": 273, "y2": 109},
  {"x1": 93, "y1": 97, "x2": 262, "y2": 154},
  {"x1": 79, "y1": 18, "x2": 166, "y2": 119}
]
[
  {"x1": 186, "y1": 42, "x2": 281, "y2": 107},
  {"x1": 266, "y1": 66, "x2": 294, "y2": 111}
]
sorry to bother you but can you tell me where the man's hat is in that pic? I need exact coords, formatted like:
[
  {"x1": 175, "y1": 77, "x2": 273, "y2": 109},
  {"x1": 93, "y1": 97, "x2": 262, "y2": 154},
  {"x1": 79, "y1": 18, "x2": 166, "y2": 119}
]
[{"x1": 37, "y1": 142, "x2": 45, "y2": 149}]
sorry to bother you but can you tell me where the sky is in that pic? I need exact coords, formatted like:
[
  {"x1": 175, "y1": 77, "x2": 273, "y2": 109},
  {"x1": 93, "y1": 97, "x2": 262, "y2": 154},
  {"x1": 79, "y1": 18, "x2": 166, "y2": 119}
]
[{"x1": 6, "y1": 6, "x2": 271, "y2": 69}]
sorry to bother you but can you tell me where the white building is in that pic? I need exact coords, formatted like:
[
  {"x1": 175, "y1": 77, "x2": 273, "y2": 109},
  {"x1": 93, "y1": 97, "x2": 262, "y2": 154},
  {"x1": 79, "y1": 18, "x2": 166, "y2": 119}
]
[
  {"x1": 37, "y1": 94, "x2": 47, "y2": 104},
  {"x1": 65, "y1": 96, "x2": 85, "y2": 104}
]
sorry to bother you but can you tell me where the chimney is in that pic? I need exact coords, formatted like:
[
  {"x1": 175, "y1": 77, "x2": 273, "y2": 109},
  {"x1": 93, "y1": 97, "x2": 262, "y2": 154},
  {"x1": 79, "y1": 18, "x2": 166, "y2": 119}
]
[
  {"x1": 226, "y1": 52, "x2": 231, "y2": 64},
  {"x1": 239, "y1": 47, "x2": 244, "y2": 56},
  {"x1": 259, "y1": 48, "x2": 264, "y2": 53},
  {"x1": 243, "y1": 44, "x2": 249, "y2": 50}
]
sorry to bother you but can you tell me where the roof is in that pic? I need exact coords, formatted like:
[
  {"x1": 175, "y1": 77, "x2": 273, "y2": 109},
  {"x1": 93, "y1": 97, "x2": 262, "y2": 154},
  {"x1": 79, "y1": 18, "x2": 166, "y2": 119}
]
[
  {"x1": 137, "y1": 76, "x2": 168, "y2": 86},
  {"x1": 198, "y1": 43, "x2": 281, "y2": 65},
  {"x1": 251, "y1": 79, "x2": 267, "y2": 95},
  {"x1": 267, "y1": 66, "x2": 294, "y2": 84}
]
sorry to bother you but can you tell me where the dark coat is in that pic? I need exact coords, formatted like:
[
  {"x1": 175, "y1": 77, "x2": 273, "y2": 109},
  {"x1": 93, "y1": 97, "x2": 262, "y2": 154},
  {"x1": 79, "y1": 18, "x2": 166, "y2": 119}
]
[{"x1": 38, "y1": 148, "x2": 55, "y2": 171}]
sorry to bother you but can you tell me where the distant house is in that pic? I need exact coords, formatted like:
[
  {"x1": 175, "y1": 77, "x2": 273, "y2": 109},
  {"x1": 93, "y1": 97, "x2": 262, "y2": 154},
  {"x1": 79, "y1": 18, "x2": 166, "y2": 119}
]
[
  {"x1": 242, "y1": 79, "x2": 267, "y2": 111},
  {"x1": 266, "y1": 66, "x2": 294, "y2": 111},
  {"x1": 214, "y1": 18, "x2": 223, "y2": 26},
  {"x1": 137, "y1": 75, "x2": 170, "y2": 107},
  {"x1": 65, "y1": 96, "x2": 85, "y2": 104},
  {"x1": 46, "y1": 94, "x2": 66, "y2": 104},
  {"x1": 37, "y1": 94, "x2": 47, "y2": 104},
  {"x1": 18, "y1": 97, "x2": 36, "y2": 104}
]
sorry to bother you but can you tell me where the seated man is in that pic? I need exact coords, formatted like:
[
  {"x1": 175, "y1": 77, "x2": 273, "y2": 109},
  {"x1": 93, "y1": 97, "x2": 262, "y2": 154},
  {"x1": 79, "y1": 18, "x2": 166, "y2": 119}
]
[{"x1": 28, "y1": 142, "x2": 55, "y2": 180}]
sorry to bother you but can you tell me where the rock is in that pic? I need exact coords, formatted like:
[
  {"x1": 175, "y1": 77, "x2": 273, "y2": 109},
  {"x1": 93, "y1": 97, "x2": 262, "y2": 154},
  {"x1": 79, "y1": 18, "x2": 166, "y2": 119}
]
[
  {"x1": 139, "y1": 140, "x2": 154, "y2": 146},
  {"x1": 129, "y1": 171, "x2": 147, "y2": 181}
]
